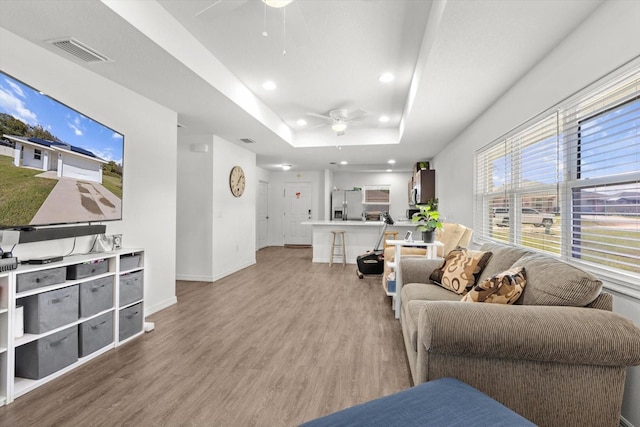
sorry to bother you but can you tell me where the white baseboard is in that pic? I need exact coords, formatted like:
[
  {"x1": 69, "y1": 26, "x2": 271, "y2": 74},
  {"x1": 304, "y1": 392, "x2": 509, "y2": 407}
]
[
  {"x1": 176, "y1": 274, "x2": 213, "y2": 282},
  {"x1": 211, "y1": 260, "x2": 256, "y2": 282},
  {"x1": 144, "y1": 296, "x2": 177, "y2": 316},
  {"x1": 177, "y1": 261, "x2": 257, "y2": 283}
]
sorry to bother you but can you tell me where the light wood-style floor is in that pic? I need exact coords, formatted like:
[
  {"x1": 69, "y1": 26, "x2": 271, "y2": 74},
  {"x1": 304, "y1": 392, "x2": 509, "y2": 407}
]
[{"x1": 0, "y1": 247, "x2": 411, "y2": 426}]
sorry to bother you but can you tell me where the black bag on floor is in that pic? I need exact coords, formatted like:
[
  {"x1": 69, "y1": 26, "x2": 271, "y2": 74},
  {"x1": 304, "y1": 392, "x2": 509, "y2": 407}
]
[{"x1": 356, "y1": 213, "x2": 394, "y2": 278}]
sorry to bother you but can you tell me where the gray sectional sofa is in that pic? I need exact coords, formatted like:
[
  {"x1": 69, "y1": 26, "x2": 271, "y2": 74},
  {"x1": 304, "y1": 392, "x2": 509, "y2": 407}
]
[{"x1": 398, "y1": 241, "x2": 640, "y2": 427}]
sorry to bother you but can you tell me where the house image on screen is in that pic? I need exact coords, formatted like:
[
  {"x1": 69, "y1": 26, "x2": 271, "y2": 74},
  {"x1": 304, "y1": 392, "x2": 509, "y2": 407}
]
[{"x1": 3, "y1": 135, "x2": 107, "y2": 184}]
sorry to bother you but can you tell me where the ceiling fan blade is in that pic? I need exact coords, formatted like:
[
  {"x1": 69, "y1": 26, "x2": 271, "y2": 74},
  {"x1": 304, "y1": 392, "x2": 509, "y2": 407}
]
[
  {"x1": 307, "y1": 112, "x2": 331, "y2": 120},
  {"x1": 345, "y1": 108, "x2": 370, "y2": 121},
  {"x1": 195, "y1": 0, "x2": 248, "y2": 19},
  {"x1": 306, "y1": 122, "x2": 327, "y2": 130}
]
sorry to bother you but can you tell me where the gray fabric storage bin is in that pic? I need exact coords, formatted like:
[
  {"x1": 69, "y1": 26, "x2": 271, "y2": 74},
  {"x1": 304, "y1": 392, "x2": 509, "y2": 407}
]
[
  {"x1": 16, "y1": 266, "x2": 67, "y2": 293},
  {"x1": 20, "y1": 285, "x2": 79, "y2": 334},
  {"x1": 119, "y1": 271, "x2": 143, "y2": 306},
  {"x1": 67, "y1": 259, "x2": 108, "y2": 280},
  {"x1": 119, "y1": 303, "x2": 143, "y2": 341},
  {"x1": 120, "y1": 254, "x2": 141, "y2": 271},
  {"x1": 79, "y1": 311, "x2": 114, "y2": 357},
  {"x1": 15, "y1": 325, "x2": 78, "y2": 379},
  {"x1": 79, "y1": 276, "x2": 114, "y2": 317}
]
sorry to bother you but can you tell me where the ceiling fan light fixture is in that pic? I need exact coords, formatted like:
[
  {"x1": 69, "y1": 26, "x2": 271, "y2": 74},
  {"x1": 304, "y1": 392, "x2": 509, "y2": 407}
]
[
  {"x1": 281, "y1": 164, "x2": 292, "y2": 171},
  {"x1": 263, "y1": 0, "x2": 294, "y2": 8},
  {"x1": 331, "y1": 122, "x2": 347, "y2": 133}
]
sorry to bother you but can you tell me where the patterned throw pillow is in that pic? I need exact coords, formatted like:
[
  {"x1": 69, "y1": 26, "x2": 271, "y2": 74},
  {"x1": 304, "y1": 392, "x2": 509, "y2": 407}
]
[
  {"x1": 429, "y1": 247, "x2": 493, "y2": 294},
  {"x1": 461, "y1": 266, "x2": 527, "y2": 304}
]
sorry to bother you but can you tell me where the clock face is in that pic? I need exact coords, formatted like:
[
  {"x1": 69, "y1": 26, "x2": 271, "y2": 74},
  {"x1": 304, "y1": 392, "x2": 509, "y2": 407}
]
[{"x1": 229, "y1": 166, "x2": 245, "y2": 197}]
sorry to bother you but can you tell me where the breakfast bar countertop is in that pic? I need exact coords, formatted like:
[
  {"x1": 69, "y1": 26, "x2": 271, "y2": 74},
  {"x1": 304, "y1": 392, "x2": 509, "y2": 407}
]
[
  {"x1": 303, "y1": 220, "x2": 417, "y2": 264},
  {"x1": 302, "y1": 220, "x2": 415, "y2": 227}
]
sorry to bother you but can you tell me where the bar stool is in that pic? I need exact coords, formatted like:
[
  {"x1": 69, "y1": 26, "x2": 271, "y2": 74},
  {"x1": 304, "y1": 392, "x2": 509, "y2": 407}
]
[
  {"x1": 384, "y1": 231, "x2": 399, "y2": 248},
  {"x1": 330, "y1": 230, "x2": 346, "y2": 266}
]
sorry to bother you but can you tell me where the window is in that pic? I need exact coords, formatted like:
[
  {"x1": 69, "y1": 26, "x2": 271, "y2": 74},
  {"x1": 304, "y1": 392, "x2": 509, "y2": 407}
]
[
  {"x1": 363, "y1": 185, "x2": 390, "y2": 204},
  {"x1": 34, "y1": 148, "x2": 42, "y2": 160},
  {"x1": 475, "y1": 65, "x2": 639, "y2": 281},
  {"x1": 475, "y1": 114, "x2": 560, "y2": 253}
]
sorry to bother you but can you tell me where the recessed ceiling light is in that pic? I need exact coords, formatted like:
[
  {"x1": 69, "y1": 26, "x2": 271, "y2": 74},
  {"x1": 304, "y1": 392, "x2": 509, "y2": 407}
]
[
  {"x1": 262, "y1": 81, "x2": 277, "y2": 90},
  {"x1": 388, "y1": 159, "x2": 396, "y2": 164},
  {"x1": 340, "y1": 161, "x2": 348, "y2": 165},
  {"x1": 281, "y1": 164, "x2": 291, "y2": 171},
  {"x1": 378, "y1": 72, "x2": 394, "y2": 83},
  {"x1": 379, "y1": 115, "x2": 390, "y2": 123},
  {"x1": 297, "y1": 119, "x2": 307, "y2": 126},
  {"x1": 386, "y1": 169, "x2": 393, "y2": 172}
]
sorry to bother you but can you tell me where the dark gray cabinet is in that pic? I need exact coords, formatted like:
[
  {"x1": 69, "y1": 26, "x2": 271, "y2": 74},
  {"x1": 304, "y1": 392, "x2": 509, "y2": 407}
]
[{"x1": 412, "y1": 169, "x2": 436, "y2": 205}]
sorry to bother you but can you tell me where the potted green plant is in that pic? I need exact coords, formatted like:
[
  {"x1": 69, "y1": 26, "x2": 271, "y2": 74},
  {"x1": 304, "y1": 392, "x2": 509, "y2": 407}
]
[{"x1": 411, "y1": 201, "x2": 443, "y2": 243}]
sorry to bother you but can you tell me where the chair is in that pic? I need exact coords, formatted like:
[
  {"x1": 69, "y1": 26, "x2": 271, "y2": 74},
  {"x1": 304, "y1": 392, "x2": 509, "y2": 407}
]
[
  {"x1": 382, "y1": 223, "x2": 473, "y2": 293},
  {"x1": 329, "y1": 230, "x2": 346, "y2": 266},
  {"x1": 383, "y1": 231, "x2": 398, "y2": 248}
]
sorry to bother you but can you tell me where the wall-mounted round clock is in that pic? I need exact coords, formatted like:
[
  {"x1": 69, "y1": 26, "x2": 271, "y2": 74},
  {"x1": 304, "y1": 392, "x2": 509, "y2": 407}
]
[{"x1": 229, "y1": 165, "x2": 246, "y2": 197}]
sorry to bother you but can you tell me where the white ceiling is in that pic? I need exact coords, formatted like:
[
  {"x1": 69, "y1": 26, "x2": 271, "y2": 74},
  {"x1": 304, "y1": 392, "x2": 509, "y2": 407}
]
[{"x1": 0, "y1": 0, "x2": 604, "y2": 172}]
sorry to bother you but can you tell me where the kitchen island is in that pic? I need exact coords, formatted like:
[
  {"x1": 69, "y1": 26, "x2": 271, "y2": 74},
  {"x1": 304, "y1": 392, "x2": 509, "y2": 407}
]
[{"x1": 302, "y1": 220, "x2": 416, "y2": 264}]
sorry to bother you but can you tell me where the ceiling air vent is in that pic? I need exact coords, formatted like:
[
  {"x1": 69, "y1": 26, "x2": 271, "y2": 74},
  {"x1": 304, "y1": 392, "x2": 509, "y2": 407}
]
[
  {"x1": 240, "y1": 138, "x2": 256, "y2": 144},
  {"x1": 47, "y1": 38, "x2": 112, "y2": 63}
]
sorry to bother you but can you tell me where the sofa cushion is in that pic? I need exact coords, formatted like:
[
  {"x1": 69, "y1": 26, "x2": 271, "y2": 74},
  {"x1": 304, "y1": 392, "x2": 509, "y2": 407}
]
[
  {"x1": 461, "y1": 266, "x2": 527, "y2": 304},
  {"x1": 401, "y1": 284, "x2": 461, "y2": 352},
  {"x1": 477, "y1": 243, "x2": 530, "y2": 283},
  {"x1": 401, "y1": 282, "x2": 463, "y2": 306},
  {"x1": 511, "y1": 252, "x2": 602, "y2": 306},
  {"x1": 429, "y1": 248, "x2": 493, "y2": 294}
]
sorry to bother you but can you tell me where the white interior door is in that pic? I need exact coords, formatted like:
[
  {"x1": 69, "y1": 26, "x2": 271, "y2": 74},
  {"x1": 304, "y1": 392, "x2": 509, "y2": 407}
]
[
  {"x1": 283, "y1": 182, "x2": 312, "y2": 245},
  {"x1": 257, "y1": 180, "x2": 269, "y2": 249}
]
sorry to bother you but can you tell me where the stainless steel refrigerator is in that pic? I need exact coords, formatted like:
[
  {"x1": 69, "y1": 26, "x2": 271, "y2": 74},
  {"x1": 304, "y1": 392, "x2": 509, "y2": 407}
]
[{"x1": 331, "y1": 190, "x2": 363, "y2": 220}]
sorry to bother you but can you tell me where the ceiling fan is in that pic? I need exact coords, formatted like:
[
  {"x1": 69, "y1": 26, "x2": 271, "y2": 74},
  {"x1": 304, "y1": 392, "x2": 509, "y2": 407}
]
[{"x1": 307, "y1": 109, "x2": 370, "y2": 136}]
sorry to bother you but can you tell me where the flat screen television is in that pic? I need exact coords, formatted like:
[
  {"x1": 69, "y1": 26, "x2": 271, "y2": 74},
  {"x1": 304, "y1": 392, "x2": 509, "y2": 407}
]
[{"x1": 0, "y1": 70, "x2": 124, "y2": 229}]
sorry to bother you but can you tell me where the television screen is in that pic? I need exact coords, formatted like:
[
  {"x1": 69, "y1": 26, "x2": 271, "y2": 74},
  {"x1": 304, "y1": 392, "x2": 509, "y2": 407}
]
[{"x1": 0, "y1": 70, "x2": 123, "y2": 229}]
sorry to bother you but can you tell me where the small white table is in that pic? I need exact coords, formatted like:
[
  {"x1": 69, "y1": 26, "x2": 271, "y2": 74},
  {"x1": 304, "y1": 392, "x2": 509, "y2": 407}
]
[{"x1": 386, "y1": 239, "x2": 444, "y2": 319}]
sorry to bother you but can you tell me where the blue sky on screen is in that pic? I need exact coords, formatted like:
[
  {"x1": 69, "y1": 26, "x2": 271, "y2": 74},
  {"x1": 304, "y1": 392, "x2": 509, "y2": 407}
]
[{"x1": 0, "y1": 71, "x2": 123, "y2": 165}]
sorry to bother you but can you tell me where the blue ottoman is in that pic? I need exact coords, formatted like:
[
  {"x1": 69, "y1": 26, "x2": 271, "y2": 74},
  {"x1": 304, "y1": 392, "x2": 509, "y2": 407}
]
[{"x1": 299, "y1": 378, "x2": 535, "y2": 427}]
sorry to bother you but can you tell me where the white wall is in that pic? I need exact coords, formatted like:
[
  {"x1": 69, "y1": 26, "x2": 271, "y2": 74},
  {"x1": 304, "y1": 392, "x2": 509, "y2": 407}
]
[
  {"x1": 0, "y1": 28, "x2": 178, "y2": 315},
  {"x1": 176, "y1": 135, "x2": 213, "y2": 281},
  {"x1": 211, "y1": 136, "x2": 256, "y2": 280},
  {"x1": 266, "y1": 170, "x2": 325, "y2": 246},
  {"x1": 251, "y1": 169, "x2": 411, "y2": 248},
  {"x1": 430, "y1": 1, "x2": 640, "y2": 424},
  {"x1": 333, "y1": 171, "x2": 414, "y2": 221},
  {"x1": 176, "y1": 135, "x2": 258, "y2": 281}
]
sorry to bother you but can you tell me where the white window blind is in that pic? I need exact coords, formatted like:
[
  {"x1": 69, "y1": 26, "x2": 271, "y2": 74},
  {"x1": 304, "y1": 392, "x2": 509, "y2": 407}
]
[
  {"x1": 564, "y1": 70, "x2": 639, "y2": 276},
  {"x1": 474, "y1": 65, "x2": 639, "y2": 280},
  {"x1": 363, "y1": 186, "x2": 390, "y2": 204}
]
